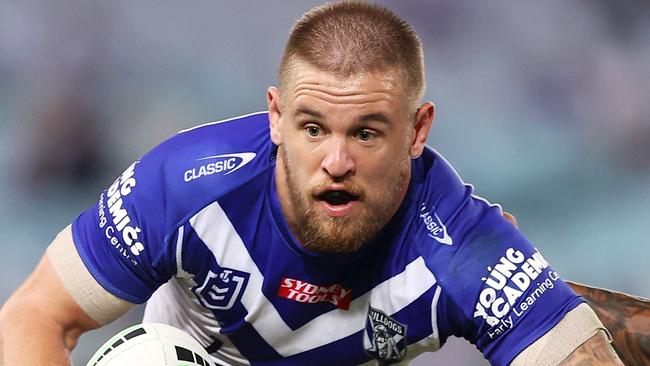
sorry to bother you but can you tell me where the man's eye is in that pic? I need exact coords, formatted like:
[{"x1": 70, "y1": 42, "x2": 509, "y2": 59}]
[
  {"x1": 357, "y1": 129, "x2": 374, "y2": 141},
  {"x1": 306, "y1": 126, "x2": 321, "y2": 137}
]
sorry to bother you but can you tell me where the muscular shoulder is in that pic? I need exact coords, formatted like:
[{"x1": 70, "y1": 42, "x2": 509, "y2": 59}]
[
  {"x1": 70, "y1": 112, "x2": 276, "y2": 302},
  {"x1": 408, "y1": 148, "x2": 582, "y2": 365},
  {"x1": 130, "y1": 111, "x2": 275, "y2": 222},
  {"x1": 407, "y1": 147, "x2": 504, "y2": 269}
]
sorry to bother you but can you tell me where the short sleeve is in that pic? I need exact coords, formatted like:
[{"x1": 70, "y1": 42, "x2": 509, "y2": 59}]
[
  {"x1": 436, "y1": 196, "x2": 583, "y2": 365},
  {"x1": 71, "y1": 155, "x2": 178, "y2": 304}
]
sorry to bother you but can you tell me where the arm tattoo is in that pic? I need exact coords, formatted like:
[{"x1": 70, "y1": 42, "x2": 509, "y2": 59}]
[
  {"x1": 559, "y1": 330, "x2": 623, "y2": 365},
  {"x1": 567, "y1": 281, "x2": 650, "y2": 365}
]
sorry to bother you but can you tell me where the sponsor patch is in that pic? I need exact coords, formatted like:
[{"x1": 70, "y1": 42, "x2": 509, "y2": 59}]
[
  {"x1": 194, "y1": 268, "x2": 250, "y2": 311},
  {"x1": 98, "y1": 161, "x2": 144, "y2": 264},
  {"x1": 277, "y1": 277, "x2": 352, "y2": 310},
  {"x1": 472, "y1": 247, "x2": 560, "y2": 339},
  {"x1": 419, "y1": 203, "x2": 452, "y2": 245},
  {"x1": 183, "y1": 152, "x2": 256, "y2": 182},
  {"x1": 364, "y1": 307, "x2": 407, "y2": 364}
]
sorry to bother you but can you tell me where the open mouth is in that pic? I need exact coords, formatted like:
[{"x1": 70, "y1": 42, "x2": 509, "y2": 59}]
[{"x1": 316, "y1": 190, "x2": 360, "y2": 206}]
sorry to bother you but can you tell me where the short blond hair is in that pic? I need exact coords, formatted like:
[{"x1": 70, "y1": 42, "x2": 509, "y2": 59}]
[{"x1": 279, "y1": 1, "x2": 425, "y2": 104}]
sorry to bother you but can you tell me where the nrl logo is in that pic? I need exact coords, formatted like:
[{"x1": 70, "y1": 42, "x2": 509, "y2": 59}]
[
  {"x1": 194, "y1": 267, "x2": 249, "y2": 311},
  {"x1": 363, "y1": 307, "x2": 407, "y2": 364}
]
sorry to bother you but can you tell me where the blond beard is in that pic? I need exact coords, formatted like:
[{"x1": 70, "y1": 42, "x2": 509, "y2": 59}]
[{"x1": 278, "y1": 147, "x2": 410, "y2": 253}]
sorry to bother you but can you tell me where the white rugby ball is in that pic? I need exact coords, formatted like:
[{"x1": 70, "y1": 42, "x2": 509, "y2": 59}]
[{"x1": 86, "y1": 323, "x2": 214, "y2": 366}]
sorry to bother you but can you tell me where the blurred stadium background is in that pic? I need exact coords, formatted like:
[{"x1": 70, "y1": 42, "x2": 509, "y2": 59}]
[{"x1": 1, "y1": 1, "x2": 648, "y2": 364}]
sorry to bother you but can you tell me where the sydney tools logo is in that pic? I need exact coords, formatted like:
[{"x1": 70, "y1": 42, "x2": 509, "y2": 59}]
[{"x1": 277, "y1": 277, "x2": 352, "y2": 310}]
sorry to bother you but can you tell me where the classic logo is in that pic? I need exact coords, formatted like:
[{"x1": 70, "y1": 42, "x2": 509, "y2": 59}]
[
  {"x1": 184, "y1": 152, "x2": 256, "y2": 182},
  {"x1": 194, "y1": 268, "x2": 250, "y2": 310},
  {"x1": 277, "y1": 277, "x2": 352, "y2": 310},
  {"x1": 363, "y1": 307, "x2": 407, "y2": 364},
  {"x1": 419, "y1": 203, "x2": 452, "y2": 245}
]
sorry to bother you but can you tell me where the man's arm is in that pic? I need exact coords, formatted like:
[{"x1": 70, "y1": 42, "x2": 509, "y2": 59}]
[
  {"x1": 0, "y1": 226, "x2": 133, "y2": 365},
  {"x1": 0, "y1": 254, "x2": 99, "y2": 365},
  {"x1": 567, "y1": 281, "x2": 650, "y2": 366},
  {"x1": 503, "y1": 211, "x2": 649, "y2": 364},
  {"x1": 559, "y1": 330, "x2": 623, "y2": 365},
  {"x1": 512, "y1": 303, "x2": 623, "y2": 365}
]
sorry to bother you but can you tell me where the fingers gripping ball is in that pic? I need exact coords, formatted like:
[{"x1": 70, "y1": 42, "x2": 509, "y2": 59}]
[{"x1": 86, "y1": 323, "x2": 215, "y2": 366}]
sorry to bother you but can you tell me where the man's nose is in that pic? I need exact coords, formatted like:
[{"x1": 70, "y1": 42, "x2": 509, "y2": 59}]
[{"x1": 321, "y1": 137, "x2": 355, "y2": 178}]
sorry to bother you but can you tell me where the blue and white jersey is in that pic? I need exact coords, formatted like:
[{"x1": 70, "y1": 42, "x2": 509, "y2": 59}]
[{"x1": 72, "y1": 112, "x2": 583, "y2": 366}]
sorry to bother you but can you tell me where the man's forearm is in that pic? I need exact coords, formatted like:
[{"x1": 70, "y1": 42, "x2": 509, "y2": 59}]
[
  {"x1": 567, "y1": 280, "x2": 650, "y2": 365},
  {"x1": 559, "y1": 330, "x2": 623, "y2": 365},
  {"x1": 0, "y1": 304, "x2": 78, "y2": 365}
]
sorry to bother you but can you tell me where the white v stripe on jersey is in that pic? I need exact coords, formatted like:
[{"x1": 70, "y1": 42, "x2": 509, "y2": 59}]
[
  {"x1": 190, "y1": 201, "x2": 438, "y2": 357},
  {"x1": 369, "y1": 256, "x2": 437, "y2": 314}
]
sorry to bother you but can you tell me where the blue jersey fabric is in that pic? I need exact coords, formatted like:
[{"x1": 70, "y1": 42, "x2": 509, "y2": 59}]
[{"x1": 72, "y1": 112, "x2": 583, "y2": 365}]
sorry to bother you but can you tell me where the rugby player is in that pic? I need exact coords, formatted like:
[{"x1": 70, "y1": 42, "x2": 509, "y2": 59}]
[{"x1": 1, "y1": 2, "x2": 647, "y2": 365}]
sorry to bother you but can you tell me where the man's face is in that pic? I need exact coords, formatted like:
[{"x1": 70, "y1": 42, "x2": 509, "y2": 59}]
[{"x1": 268, "y1": 60, "x2": 433, "y2": 253}]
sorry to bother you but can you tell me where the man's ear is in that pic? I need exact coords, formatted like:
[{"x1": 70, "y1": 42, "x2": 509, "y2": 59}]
[
  {"x1": 409, "y1": 101, "x2": 435, "y2": 158},
  {"x1": 267, "y1": 87, "x2": 283, "y2": 145}
]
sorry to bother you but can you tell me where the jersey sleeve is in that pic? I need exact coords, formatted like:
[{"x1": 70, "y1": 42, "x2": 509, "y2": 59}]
[
  {"x1": 71, "y1": 153, "x2": 178, "y2": 304},
  {"x1": 435, "y1": 195, "x2": 584, "y2": 365},
  {"x1": 70, "y1": 113, "x2": 273, "y2": 304}
]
